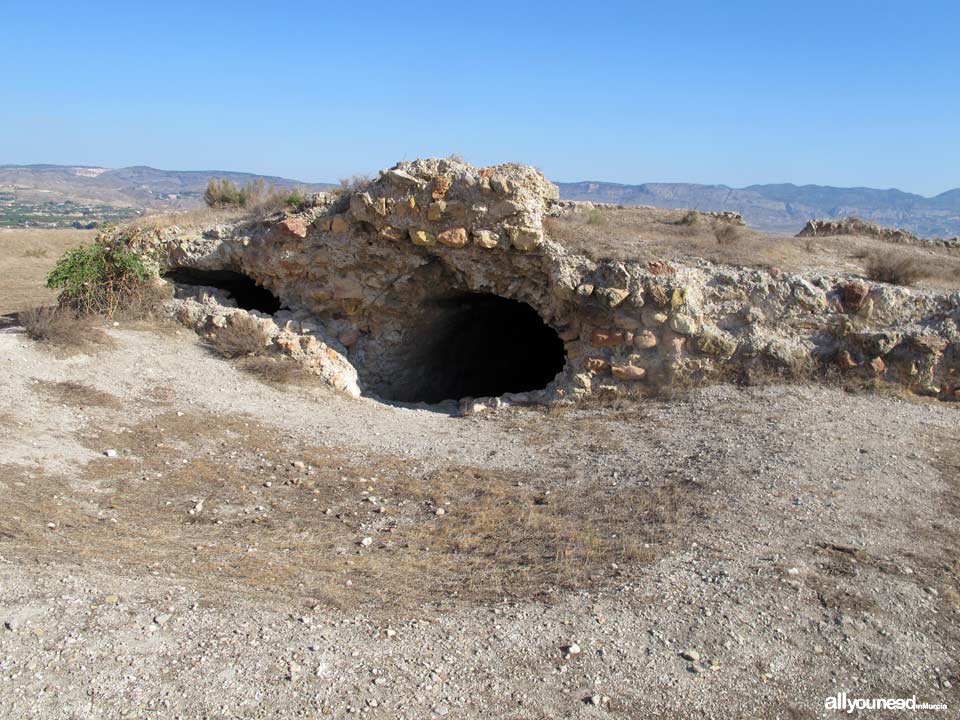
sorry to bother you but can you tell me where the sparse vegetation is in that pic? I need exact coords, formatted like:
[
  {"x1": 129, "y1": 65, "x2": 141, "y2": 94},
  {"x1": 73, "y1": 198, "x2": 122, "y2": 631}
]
[
  {"x1": 32, "y1": 379, "x2": 120, "y2": 408},
  {"x1": 203, "y1": 178, "x2": 264, "y2": 208},
  {"x1": 714, "y1": 222, "x2": 742, "y2": 246},
  {"x1": 585, "y1": 207, "x2": 607, "y2": 226},
  {"x1": 864, "y1": 250, "x2": 933, "y2": 286},
  {"x1": 17, "y1": 305, "x2": 111, "y2": 352},
  {"x1": 338, "y1": 175, "x2": 373, "y2": 194},
  {"x1": 203, "y1": 178, "x2": 309, "y2": 215},
  {"x1": 45, "y1": 238, "x2": 152, "y2": 316},
  {"x1": 235, "y1": 355, "x2": 319, "y2": 387},
  {"x1": 206, "y1": 313, "x2": 270, "y2": 358}
]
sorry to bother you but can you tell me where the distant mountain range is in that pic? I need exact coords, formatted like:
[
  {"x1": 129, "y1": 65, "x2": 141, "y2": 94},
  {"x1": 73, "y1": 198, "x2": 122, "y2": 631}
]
[
  {"x1": 2, "y1": 164, "x2": 958, "y2": 237},
  {"x1": 0, "y1": 164, "x2": 333, "y2": 209},
  {"x1": 556, "y1": 181, "x2": 960, "y2": 237}
]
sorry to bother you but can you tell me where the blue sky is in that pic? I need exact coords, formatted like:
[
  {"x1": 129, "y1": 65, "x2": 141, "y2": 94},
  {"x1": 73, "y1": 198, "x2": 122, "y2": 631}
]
[{"x1": 2, "y1": 1, "x2": 958, "y2": 194}]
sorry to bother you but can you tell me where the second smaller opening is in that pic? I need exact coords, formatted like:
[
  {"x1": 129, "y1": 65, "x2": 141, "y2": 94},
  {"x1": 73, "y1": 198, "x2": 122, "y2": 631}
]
[{"x1": 163, "y1": 268, "x2": 282, "y2": 314}]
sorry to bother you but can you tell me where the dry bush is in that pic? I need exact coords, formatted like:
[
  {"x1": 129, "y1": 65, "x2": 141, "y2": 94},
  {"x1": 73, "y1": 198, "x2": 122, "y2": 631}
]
[
  {"x1": 339, "y1": 175, "x2": 372, "y2": 192},
  {"x1": 207, "y1": 313, "x2": 269, "y2": 358},
  {"x1": 235, "y1": 355, "x2": 321, "y2": 388},
  {"x1": 17, "y1": 306, "x2": 111, "y2": 352},
  {"x1": 714, "y1": 223, "x2": 742, "y2": 246},
  {"x1": 864, "y1": 251, "x2": 933, "y2": 286},
  {"x1": 585, "y1": 207, "x2": 607, "y2": 226},
  {"x1": 21, "y1": 246, "x2": 48, "y2": 258},
  {"x1": 245, "y1": 186, "x2": 312, "y2": 218}
]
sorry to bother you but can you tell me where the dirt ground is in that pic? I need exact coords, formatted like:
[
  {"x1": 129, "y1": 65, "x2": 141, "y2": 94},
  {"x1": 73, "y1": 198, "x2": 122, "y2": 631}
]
[
  {"x1": 1, "y1": 320, "x2": 958, "y2": 719},
  {"x1": 0, "y1": 223, "x2": 958, "y2": 718}
]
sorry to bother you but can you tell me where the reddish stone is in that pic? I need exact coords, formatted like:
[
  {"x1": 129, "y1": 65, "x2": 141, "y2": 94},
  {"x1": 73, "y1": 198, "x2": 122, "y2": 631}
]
[
  {"x1": 589, "y1": 329, "x2": 625, "y2": 347},
  {"x1": 278, "y1": 217, "x2": 308, "y2": 238},
  {"x1": 339, "y1": 328, "x2": 360, "y2": 347},
  {"x1": 647, "y1": 260, "x2": 677, "y2": 275},
  {"x1": 836, "y1": 350, "x2": 858, "y2": 370},
  {"x1": 611, "y1": 364, "x2": 646, "y2": 381},
  {"x1": 842, "y1": 281, "x2": 870, "y2": 312},
  {"x1": 583, "y1": 357, "x2": 611, "y2": 373},
  {"x1": 437, "y1": 227, "x2": 469, "y2": 248},
  {"x1": 868, "y1": 356, "x2": 886, "y2": 375}
]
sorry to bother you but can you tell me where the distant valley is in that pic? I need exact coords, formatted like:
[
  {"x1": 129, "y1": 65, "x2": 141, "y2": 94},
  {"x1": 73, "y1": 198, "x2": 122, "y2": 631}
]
[
  {"x1": 2, "y1": 164, "x2": 958, "y2": 237},
  {"x1": 0, "y1": 165, "x2": 333, "y2": 229}
]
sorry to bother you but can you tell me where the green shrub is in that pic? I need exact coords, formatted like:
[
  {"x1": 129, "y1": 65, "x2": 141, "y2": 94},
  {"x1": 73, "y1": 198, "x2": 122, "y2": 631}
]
[
  {"x1": 46, "y1": 240, "x2": 152, "y2": 316},
  {"x1": 586, "y1": 208, "x2": 607, "y2": 226},
  {"x1": 203, "y1": 178, "x2": 265, "y2": 208},
  {"x1": 284, "y1": 188, "x2": 308, "y2": 212}
]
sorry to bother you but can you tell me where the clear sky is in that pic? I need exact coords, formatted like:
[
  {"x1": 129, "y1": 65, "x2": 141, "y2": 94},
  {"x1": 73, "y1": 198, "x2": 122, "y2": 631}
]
[{"x1": 3, "y1": 1, "x2": 958, "y2": 195}]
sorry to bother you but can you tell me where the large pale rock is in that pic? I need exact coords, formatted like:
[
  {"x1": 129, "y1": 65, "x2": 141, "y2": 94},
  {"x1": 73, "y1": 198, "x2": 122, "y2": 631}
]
[{"x1": 506, "y1": 226, "x2": 543, "y2": 251}]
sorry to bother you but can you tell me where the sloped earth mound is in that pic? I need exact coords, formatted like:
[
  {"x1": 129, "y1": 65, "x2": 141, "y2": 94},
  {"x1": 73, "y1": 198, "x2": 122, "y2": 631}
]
[{"x1": 0, "y1": 326, "x2": 958, "y2": 718}]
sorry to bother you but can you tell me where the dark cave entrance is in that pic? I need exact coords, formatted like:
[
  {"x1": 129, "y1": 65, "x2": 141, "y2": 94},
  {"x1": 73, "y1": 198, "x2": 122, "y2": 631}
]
[
  {"x1": 384, "y1": 293, "x2": 566, "y2": 404},
  {"x1": 163, "y1": 268, "x2": 282, "y2": 314}
]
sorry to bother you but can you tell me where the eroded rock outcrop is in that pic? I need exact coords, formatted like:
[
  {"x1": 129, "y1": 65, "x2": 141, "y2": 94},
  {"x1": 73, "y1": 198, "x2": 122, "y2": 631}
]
[
  {"x1": 798, "y1": 216, "x2": 960, "y2": 250},
  {"x1": 116, "y1": 158, "x2": 960, "y2": 405}
]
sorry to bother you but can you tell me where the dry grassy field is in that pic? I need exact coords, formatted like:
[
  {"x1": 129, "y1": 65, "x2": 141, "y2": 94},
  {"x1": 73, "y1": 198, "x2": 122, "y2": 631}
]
[
  {"x1": 545, "y1": 206, "x2": 960, "y2": 291},
  {"x1": 0, "y1": 228, "x2": 94, "y2": 314}
]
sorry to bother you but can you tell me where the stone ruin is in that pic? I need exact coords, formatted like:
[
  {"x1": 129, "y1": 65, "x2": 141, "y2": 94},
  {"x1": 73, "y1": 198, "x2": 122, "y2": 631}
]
[
  {"x1": 118, "y1": 157, "x2": 960, "y2": 407},
  {"x1": 798, "y1": 216, "x2": 960, "y2": 250}
]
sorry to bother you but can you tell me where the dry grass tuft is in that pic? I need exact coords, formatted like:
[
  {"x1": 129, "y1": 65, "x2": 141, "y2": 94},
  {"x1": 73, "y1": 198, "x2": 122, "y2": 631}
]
[
  {"x1": 17, "y1": 306, "x2": 112, "y2": 353},
  {"x1": 714, "y1": 223, "x2": 742, "y2": 246},
  {"x1": 235, "y1": 355, "x2": 324, "y2": 389},
  {"x1": 206, "y1": 314, "x2": 270, "y2": 358},
  {"x1": 864, "y1": 250, "x2": 934, "y2": 286},
  {"x1": 544, "y1": 206, "x2": 801, "y2": 268},
  {"x1": 32, "y1": 380, "x2": 120, "y2": 408},
  {"x1": 129, "y1": 207, "x2": 246, "y2": 233}
]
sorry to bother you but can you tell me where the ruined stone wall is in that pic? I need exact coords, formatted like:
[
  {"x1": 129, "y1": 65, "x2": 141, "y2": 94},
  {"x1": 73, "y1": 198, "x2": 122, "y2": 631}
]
[
  {"x1": 124, "y1": 158, "x2": 960, "y2": 405},
  {"x1": 798, "y1": 216, "x2": 960, "y2": 250}
]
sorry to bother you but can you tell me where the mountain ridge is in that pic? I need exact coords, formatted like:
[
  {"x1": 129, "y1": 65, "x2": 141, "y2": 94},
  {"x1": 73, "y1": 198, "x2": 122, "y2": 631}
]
[
  {"x1": 556, "y1": 180, "x2": 960, "y2": 236},
  {"x1": 2, "y1": 164, "x2": 958, "y2": 236}
]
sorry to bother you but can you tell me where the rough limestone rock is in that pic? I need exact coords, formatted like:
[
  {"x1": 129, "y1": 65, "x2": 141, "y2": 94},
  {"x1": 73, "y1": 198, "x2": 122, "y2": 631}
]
[
  {"x1": 115, "y1": 157, "x2": 960, "y2": 405},
  {"x1": 797, "y1": 216, "x2": 960, "y2": 250}
]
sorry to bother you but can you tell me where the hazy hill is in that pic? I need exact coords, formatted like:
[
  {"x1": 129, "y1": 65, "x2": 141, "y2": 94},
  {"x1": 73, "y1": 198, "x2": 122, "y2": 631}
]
[
  {"x1": 556, "y1": 181, "x2": 960, "y2": 237},
  {"x1": 3, "y1": 164, "x2": 959, "y2": 237},
  {"x1": 0, "y1": 164, "x2": 334, "y2": 209}
]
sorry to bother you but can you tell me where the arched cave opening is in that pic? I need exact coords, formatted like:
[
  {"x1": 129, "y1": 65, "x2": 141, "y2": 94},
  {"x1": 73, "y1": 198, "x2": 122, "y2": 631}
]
[
  {"x1": 383, "y1": 293, "x2": 566, "y2": 404},
  {"x1": 163, "y1": 268, "x2": 282, "y2": 314}
]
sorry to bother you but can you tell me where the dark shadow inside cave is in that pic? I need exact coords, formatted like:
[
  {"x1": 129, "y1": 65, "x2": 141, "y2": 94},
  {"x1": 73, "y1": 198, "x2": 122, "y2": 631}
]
[
  {"x1": 163, "y1": 268, "x2": 282, "y2": 314},
  {"x1": 383, "y1": 293, "x2": 566, "y2": 404}
]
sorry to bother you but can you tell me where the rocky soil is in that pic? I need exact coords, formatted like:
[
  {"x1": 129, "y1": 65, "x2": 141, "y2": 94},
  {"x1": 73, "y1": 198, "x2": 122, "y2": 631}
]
[{"x1": 1, "y1": 324, "x2": 958, "y2": 719}]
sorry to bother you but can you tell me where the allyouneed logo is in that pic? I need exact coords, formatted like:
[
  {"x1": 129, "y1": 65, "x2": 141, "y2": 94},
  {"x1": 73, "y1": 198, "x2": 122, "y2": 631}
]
[{"x1": 825, "y1": 692, "x2": 949, "y2": 713}]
